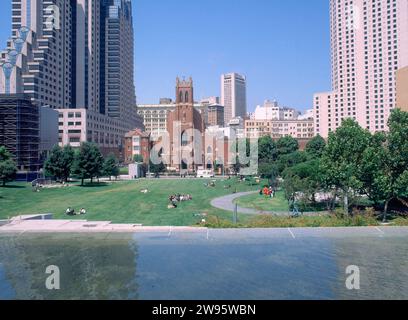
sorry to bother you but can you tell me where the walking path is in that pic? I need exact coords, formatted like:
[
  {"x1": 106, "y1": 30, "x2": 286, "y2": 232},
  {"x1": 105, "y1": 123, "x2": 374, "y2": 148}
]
[
  {"x1": 211, "y1": 191, "x2": 327, "y2": 216},
  {"x1": 0, "y1": 217, "x2": 207, "y2": 234},
  {"x1": 1, "y1": 218, "x2": 407, "y2": 239}
]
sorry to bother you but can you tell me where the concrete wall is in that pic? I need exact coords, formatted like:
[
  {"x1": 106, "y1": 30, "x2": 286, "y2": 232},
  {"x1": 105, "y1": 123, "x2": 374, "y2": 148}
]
[{"x1": 397, "y1": 67, "x2": 408, "y2": 112}]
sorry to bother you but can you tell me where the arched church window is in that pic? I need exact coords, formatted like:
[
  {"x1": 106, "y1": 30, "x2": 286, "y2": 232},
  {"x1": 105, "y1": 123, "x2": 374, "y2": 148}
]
[{"x1": 181, "y1": 131, "x2": 189, "y2": 147}]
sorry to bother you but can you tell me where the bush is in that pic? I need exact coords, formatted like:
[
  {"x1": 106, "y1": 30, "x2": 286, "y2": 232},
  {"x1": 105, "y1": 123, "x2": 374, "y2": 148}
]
[
  {"x1": 202, "y1": 213, "x2": 380, "y2": 229},
  {"x1": 333, "y1": 208, "x2": 345, "y2": 219},
  {"x1": 364, "y1": 207, "x2": 376, "y2": 218}
]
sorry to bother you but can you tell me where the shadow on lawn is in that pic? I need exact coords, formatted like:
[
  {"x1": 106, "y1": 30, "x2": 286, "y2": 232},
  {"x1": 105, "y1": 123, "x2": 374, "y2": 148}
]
[
  {"x1": 79, "y1": 182, "x2": 110, "y2": 188},
  {"x1": 1, "y1": 185, "x2": 26, "y2": 189}
]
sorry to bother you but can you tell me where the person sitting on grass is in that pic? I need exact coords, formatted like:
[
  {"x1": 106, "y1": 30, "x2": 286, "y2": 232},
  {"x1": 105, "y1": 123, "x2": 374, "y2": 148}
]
[
  {"x1": 168, "y1": 200, "x2": 178, "y2": 209},
  {"x1": 66, "y1": 208, "x2": 75, "y2": 216},
  {"x1": 263, "y1": 186, "x2": 269, "y2": 197}
]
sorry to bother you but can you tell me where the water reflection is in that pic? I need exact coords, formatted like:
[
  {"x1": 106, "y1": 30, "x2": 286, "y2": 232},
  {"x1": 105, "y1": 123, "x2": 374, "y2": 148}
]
[
  {"x1": 0, "y1": 231, "x2": 407, "y2": 300},
  {"x1": 0, "y1": 233, "x2": 138, "y2": 300}
]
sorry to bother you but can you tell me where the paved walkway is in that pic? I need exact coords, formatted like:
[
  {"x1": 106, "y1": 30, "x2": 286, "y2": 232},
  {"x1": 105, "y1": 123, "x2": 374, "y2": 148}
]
[
  {"x1": 211, "y1": 191, "x2": 326, "y2": 216},
  {"x1": 2, "y1": 220, "x2": 407, "y2": 239},
  {"x1": 211, "y1": 191, "x2": 282, "y2": 215},
  {"x1": 0, "y1": 218, "x2": 207, "y2": 234}
]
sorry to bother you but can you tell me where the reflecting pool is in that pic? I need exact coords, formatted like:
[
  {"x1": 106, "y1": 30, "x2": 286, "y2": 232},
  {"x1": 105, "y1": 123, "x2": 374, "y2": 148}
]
[{"x1": 0, "y1": 228, "x2": 407, "y2": 300}]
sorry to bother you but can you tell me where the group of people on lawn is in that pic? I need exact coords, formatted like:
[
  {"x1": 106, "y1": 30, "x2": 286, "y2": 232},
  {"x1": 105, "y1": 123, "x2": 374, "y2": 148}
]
[
  {"x1": 66, "y1": 208, "x2": 87, "y2": 216},
  {"x1": 260, "y1": 186, "x2": 275, "y2": 198},
  {"x1": 168, "y1": 194, "x2": 193, "y2": 208}
]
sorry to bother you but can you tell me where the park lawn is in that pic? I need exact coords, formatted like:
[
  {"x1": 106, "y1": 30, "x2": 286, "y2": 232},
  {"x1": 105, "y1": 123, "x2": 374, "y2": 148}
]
[
  {"x1": 119, "y1": 167, "x2": 129, "y2": 175},
  {"x1": 0, "y1": 178, "x2": 262, "y2": 226},
  {"x1": 234, "y1": 191, "x2": 290, "y2": 212}
]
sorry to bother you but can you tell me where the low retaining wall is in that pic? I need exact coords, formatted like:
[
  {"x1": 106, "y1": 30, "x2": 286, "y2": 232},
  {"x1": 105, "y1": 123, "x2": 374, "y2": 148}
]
[
  {"x1": 0, "y1": 220, "x2": 10, "y2": 226},
  {"x1": 11, "y1": 214, "x2": 54, "y2": 221}
]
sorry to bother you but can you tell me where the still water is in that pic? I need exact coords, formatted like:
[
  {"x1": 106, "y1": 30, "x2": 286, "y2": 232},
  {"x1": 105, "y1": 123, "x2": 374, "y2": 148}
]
[{"x1": 0, "y1": 228, "x2": 407, "y2": 300}]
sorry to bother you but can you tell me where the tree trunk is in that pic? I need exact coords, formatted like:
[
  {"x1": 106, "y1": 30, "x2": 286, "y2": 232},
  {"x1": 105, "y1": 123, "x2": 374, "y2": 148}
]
[
  {"x1": 81, "y1": 178, "x2": 84, "y2": 186},
  {"x1": 344, "y1": 191, "x2": 349, "y2": 216},
  {"x1": 383, "y1": 199, "x2": 390, "y2": 223},
  {"x1": 329, "y1": 190, "x2": 338, "y2": 211}
]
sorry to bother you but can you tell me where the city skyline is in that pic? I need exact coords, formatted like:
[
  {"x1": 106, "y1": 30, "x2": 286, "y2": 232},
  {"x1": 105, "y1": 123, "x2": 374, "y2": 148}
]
[{"x1": 0, "y1": 0, "x2": 331, "y2": 112}]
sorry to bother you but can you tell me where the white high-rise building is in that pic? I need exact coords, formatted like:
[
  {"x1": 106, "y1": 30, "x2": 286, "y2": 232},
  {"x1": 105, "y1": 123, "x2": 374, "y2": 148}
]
[
  {"x1": 314, "y1": 0, "x2": 408, "y2": 138},
  {"x1": 0, "y1": 0, "x2": 143, "y2": 155},
  {"x1": 251, "y1": 100, "x2": 299, "y2": 121},
  {"x1": 221, "y1": 73, "x2": 247, "y2": 124}
]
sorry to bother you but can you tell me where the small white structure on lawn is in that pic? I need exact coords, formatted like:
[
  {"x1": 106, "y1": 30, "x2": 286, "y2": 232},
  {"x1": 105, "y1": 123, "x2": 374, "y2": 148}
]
[{"x1": 129, "y1": 163, "x2": 144, "y2": 179}]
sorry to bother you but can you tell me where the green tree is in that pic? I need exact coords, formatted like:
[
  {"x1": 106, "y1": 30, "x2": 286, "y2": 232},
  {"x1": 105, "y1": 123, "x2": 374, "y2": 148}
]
[
  {"x1": 276, "y1": 151, "x2": 308, "y2": 174},
  {"x1": 362, "y1": 110, "x2": 408, "y2": 221},
  {"x1": 133, "y1": 154, "x2": 144, "y2": 163},
  {"x1": 283, "y1": 159, "x2": 322, "y2": 204},
  {"x1": 73, "y1": 143, "x2": 104, "y2": 186},
  {"x1": 258, "y1": 162, "x2": 279, "y2": 179},
  {"x1": 305, "y1": 135, "x2": 326, "y2": 158},
  {"x1": 258, "y1": 136, "x2": 278, "y2": 163},
  {"x1": 149, "y1": 160, "x2": 165, "y2": 175},
  {"x1": 276, "y1": 136, "x2": 299, "y2": 156},
  {"x1": 282, "y1": 173, "x2": 304, "y2": 207},
  {"x1": 103, "y1": 153, "x2": 120, "y2": 180},
  {"x1": 44, "y1": 145, "x2": 75, "y2": 182},
  {"x1": 0, "y1": 146, "x2": 17, "y2": 187},
  {"x1": 321, "y1": 119, "x2": 371, "y2": 215},
  {"x1": 0, "y1": 146, "x2": 11, "y2": 162}
]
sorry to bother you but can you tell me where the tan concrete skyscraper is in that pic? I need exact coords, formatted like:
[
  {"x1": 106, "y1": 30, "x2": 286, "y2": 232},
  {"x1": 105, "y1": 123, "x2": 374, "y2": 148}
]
[
  {"x1": 221, "y1": 73, "x2": 247, "y2": 124},
  {"x1": 314, "y1": 0, "x2": 408, "y2": 137}
]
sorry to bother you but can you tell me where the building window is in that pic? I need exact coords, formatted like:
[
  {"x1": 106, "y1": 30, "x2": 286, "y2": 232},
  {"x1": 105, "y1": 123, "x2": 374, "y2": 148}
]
[{"x1": 181, "y1": 131, "x2": 189, "y2": 147}]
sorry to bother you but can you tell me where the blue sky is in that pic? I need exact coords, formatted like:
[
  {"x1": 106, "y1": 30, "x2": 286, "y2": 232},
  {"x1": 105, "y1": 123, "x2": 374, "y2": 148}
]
[{"x1": 0, "y1": 0, "x2": 331, "y2": 112}]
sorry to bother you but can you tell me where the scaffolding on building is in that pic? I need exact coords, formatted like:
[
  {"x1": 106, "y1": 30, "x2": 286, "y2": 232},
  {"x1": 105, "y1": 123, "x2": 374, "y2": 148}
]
[{"x1": 0, "y1": 94, "x2": 40, "y2": 171}]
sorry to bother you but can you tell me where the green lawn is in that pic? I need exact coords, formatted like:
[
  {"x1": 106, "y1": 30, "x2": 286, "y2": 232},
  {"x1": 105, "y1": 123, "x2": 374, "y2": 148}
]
[
  {"x1": 0, "y1": 178, "x2": 262, "y2": 226},
  {"x1": 119, "y1": 167, "x2": 129, "y2": 175},
  {"x1": 234, "y1": 191, "x2": 290, "y2": 212}
]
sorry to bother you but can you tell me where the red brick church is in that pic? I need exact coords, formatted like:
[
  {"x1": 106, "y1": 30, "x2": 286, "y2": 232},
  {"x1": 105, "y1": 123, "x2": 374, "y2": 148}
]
[{"x1": 126, "y1": 77, "x2": 231, "y2": 174}]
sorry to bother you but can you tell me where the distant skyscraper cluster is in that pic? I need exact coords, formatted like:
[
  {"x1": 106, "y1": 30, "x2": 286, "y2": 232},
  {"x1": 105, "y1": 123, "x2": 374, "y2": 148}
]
[
  {"x1": 0, "y1": 0, "x2": 142, "y2": 156},
  {"x1": 314, "y1": 0, "x2": 408, "y2": 137}
]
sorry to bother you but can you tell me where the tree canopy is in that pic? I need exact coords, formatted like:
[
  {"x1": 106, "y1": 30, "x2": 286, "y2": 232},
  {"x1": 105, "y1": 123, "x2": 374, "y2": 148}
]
[
  {"x1": 305, "y1": 135, "x2": 326, "y2": 158},
  {"x1": 103, "y1": 153, "x2": 120, "y2": 180},
  {"x1": 44, "y1": 145, "x2": 75, "y2": 182},
  {"x1": 72, "y1": 143, "x2": 104, "y2": 185},
  {"x1": 0, "y1": 146, "x2": 17, "y2": 187}
]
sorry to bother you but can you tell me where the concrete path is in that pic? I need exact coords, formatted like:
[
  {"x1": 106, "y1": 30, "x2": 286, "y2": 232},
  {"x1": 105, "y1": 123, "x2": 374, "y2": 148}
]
[
  {"x1": 0, "y1": 216, "x2": 207, "y2": 234},
  {"x1": 2, "y1": 220, "x2": 408, "y2": 240},
  {"x1": 211, "y1": 191, "x2": 284, "y2": 215},
  {"x1": 211, "y1": 191, "x2": 326, "y2": 216}
]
